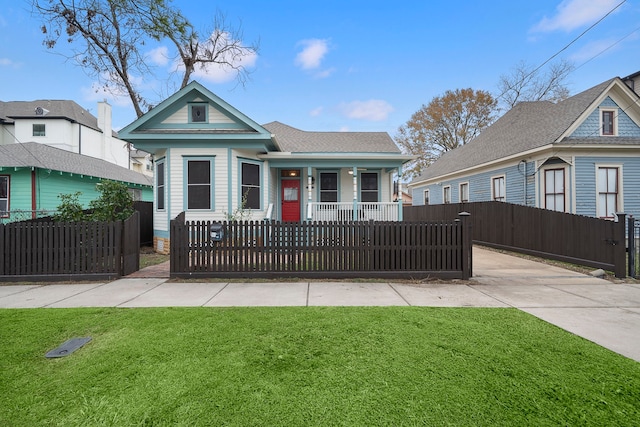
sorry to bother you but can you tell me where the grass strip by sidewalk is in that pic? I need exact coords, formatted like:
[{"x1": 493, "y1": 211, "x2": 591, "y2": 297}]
[{"x1": 1, "y1": 307, "x2": 639, "y2": 426}]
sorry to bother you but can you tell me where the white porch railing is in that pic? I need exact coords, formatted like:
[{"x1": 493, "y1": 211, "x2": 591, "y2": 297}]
[{"x1": 307, "y1": 202, "x2": 400, "y2": 222}]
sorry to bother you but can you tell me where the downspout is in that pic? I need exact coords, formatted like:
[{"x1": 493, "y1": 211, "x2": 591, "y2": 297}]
[
  {"x1": 78, "y1": 125, "x2": 82, "y2": 155},
  {"x1": 521, "y1": 160, "x2": 527, "y2": 206}
]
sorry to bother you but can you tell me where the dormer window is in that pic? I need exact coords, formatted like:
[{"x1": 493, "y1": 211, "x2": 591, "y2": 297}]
[
  {"x1": 601, "y1": 109, "x2": 616, "y2": 136},
  {"x1": 190, "y1": 104, "x2": 207, "y2": 123}
]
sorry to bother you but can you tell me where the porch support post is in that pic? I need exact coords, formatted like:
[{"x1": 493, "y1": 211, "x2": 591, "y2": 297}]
[
  {"x1": 352, "y1": 167, "x2": 358, "y2": 221},
  {"x1": 307, "y1": 166, "x2": 313, "y2": 221},
  {"x1": 397, "y1": 166, "x2": 403, "y2": 222}
]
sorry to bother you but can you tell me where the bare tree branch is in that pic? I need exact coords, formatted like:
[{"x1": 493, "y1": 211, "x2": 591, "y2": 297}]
[{"x1": 497, "y1": 60, "x2": 574, "y2": 109}]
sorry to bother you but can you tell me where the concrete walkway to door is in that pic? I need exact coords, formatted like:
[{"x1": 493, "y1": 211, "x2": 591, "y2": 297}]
[{"x1": 1, "y1": 247, "x2": 639, "y2": 362}]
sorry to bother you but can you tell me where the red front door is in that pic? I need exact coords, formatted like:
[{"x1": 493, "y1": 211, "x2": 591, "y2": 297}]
[{"x1": 281, "y1": 179, "x2": 301, "y2": 221}]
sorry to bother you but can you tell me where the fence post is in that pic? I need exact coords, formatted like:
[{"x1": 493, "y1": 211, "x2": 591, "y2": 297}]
[
  {"x1": 0, "y1": 223, "x2": 4, "y2": 276},
  {"x1": 459, "y1": 212, "x2": 472, "y2": 279},
  {"x1": 614, "y1": 212, "x2": 626, "y2": 278},
  {"x1": 628, "y1": 216, "x2": 636, "y2": 278}
]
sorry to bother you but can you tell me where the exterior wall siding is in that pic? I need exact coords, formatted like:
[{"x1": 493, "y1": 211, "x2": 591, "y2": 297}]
[
  {"x1": 411, "y1": 161, "x2": 533, "y2": 207},
  {"x1": 574, "y1": 155, "x2": 640, "y2": 219},
  {"x1": 572, "y1": 97, "x2": 640, "y2": 137}
]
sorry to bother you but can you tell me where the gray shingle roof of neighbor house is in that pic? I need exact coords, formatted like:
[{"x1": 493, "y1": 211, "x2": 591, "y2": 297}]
[
  {"x1": 0, "y1": 142, "x2": 152, "y2": 186},
  {"x1": 262, "y1": 121, "x2": 402, "y2": 153},
  {"x1": 412, "y1": 78, "x2": 618, "y2": 182},
  {"x1": 0, "y1": 100, "x2": 105, "y2": 133}
]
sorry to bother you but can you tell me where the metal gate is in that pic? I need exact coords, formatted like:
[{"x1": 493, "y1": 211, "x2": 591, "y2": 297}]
[{"x1": 628, "y1": 216, "x2": 640, "y2": 278}]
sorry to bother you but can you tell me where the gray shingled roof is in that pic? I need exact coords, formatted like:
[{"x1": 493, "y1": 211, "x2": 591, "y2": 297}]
[
  {"x1": 0, "y1": 143, "x2": 152, "y2": 186},
  {"x1": 262, "y1": 121, "x2": 401, "y2": 153},
  {"x1": 0, "y1": 100, "x2": 102, "y2": 132},
  {"x1": 412, "y1": 78, "x2": 616, "y2": 182}
]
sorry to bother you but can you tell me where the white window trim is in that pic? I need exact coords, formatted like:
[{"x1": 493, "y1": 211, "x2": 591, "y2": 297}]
[
  {"x1": 595, "y1": 164, "x2": 623, "y2": 219},
  {"x1": 491, "y1": 174, "x2": 506, "y2": 202},
  {"x1": 442, "y1": 185, "x2": 451, "y2": 204},
  {"x1": 423, "y1": 189, "x2": 429, "y2": 206},
  {"x1": 541, "y1": 166, "x2": 567, "y2": 212},
  {"x1": 459, "y1": 182, "x2": 469, "y2": 203},
  {"x1": 599, "y1": 107, "x2": 618, "y2": 136}
]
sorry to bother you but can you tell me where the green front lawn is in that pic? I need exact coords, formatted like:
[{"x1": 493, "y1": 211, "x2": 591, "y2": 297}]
[{"x1": 1, "y1": 307, "x2": 638, "y2": 426}]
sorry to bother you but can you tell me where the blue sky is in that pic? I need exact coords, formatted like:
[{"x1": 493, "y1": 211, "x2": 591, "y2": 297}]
[{"x1": 1, "y1": 0, "x2": 639, "y2": 139}]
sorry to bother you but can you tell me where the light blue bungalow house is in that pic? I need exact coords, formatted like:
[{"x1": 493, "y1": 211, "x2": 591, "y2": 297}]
[
  {"x1": 119, "y1": 81, "x2": 413, "y2": 253},
  {"x1": 408, "y1": 75, "x2": 640, "y2": 221}
]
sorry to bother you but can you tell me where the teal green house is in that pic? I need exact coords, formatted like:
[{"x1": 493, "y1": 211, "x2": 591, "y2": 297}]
[
  {"x1": 0, "y1": 142, "x2": 152, "y2": 222},
  {"x1": 119, "y1": 81, "x2": 413, "y2": 253}
]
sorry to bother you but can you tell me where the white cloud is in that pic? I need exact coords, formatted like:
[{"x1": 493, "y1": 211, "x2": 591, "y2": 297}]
[
  {"x1": 338, "y1": 100, "x2": 394, "y2": 121},
  {"x1": 531, "y1": 0, "x2": 621, "y2": 33},
  {"x1": 569, "y1": 37, "x2": 619, "y2": 61},
  {"x1": 309, "y1": 106, "x2": 323, "y2": 117},
  {"x1": 314, "y1": 67, "x2": 336, "y2": 79},
  {"x1": 0, "y1": 58, "x2": 20, "y2": 68},
  {"x1": 147, "y1": 46, "x2": 170, "y2": 66},
  {"x1": 295, "y1": 39, "x2": 330, "y2": 70}
]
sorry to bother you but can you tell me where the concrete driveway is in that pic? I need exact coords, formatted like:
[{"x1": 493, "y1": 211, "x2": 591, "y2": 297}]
[{"x1": 1, "y1": 247, "x2": 639, "y2": 362}]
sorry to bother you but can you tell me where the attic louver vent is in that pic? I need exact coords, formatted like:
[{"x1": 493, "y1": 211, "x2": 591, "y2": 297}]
[{"x1": 35, "y1": 106, "x2": 49, "y2": 116}]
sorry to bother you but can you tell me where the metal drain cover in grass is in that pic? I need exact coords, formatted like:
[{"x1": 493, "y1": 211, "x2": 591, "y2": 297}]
[{"x1": 45, "y1": 337, "x2": 92, "y2": 358}]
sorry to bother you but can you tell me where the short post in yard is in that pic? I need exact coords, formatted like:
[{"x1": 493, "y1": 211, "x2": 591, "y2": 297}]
[{"x1": 628, "y1": 215, "x2": 636, "y2": 279}]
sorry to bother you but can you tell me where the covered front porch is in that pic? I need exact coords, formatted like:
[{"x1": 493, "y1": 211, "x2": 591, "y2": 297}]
[{"x1": 260, "y1": 159, "x2": 409, "y2": 222}]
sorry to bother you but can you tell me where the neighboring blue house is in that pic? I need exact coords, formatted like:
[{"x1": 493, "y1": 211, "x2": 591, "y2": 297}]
[
  {"x1": 119, "y1": 81, "x2": 413, "y2": 253},
  {"x1": 408, "y1": 75, "x2": 640, "y2": 220}
]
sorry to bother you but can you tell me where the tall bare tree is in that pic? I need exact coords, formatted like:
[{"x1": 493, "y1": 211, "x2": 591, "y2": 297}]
[
  {"x1": 497, "y1": 60, "x2": 574, "y2": 109},
  {"x1": 395, "y1": 88, "x2": 497, "y2": 179},
  {"x1": 32, "y1": 0, "x2": 258, "y2": 118}
]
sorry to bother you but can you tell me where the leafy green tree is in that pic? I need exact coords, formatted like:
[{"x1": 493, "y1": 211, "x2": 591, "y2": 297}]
[
  {"x1": 89, "y1": 180, "x2": 135, "y2": 221},
  {"x1": 53, "y1": 192, "x2": 85, "y2": 222},
  {"x1": 54, "y1": 180, "x2": 134, "y2": 222}
]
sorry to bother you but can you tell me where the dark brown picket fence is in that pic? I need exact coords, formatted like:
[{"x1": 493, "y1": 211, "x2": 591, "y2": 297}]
[{"x1": 170, "y1": 213, "x2": 472, "y2": 279}]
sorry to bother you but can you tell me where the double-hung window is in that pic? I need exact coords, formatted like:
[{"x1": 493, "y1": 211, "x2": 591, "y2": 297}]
[
  {"x1": 33, "y1": 124, "x2": 45, "y2": 136},
  {"x1": 544, "y1": 169, "x2": 565, "y2": 212},
  {"x1": 319, "y1": 172, "x2": 338, "y2": 202},
  {"x1": 443, "y1": 186, "x2": 451, "y2": 204},
  {"x1": 360, "y1": 172, "x2": 378, "y2": 202},
  {"x1": 156, "y1": 160, "x2": 165, "y2": 210},
  {"x1": 241, "y1": 162, "x2": 261, "y2": 209},
  {"x1": 601, "y1": 110, "x2": 615, "y2": 136},
  {"x1": 186, "y1": 159, "x2": 213, "y2": 210},
  {"x1": 423, "y1": 189, "x2": 429, "y2": 205},
  {"x1": 492, "y1": 176, "x2": 505, "y2": 202},
  {"x1": 597, "y1": 167, "x2": 619, "y2": 219},
  {"x1": 459, "y1": 182, "x2": 469, "y2": 203},
  {"x1": 0, "y1": 175, "x2": 9, "y2": 218}
]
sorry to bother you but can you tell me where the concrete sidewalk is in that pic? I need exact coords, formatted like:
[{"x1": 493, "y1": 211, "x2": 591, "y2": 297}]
[{"x1": 1, "y1": 247, "x2": 639, "y2": 362}]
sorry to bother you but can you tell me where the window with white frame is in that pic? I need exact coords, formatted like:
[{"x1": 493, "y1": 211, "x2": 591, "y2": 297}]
[
  {"x1": 33, "y1": 124, "x2": 45, "y2": 136},
  {"x1": 0, "y1": 175, "x2": 9, "y2": 217},
  {"x1": 319, "y1": 172, "x2": 338, "y2": 202},
  {"x1": 492, "y1": 176, "x2": 505, "y2": 202},
  {"x1": 156, "y1": 160, "x2": 165, "y2": 210},
  {"x1": 443, "y1": 186, "x2": 451, "y2": 204},
  {"x1": 597, "y1": 166, "x2": 619, "y2": 219},
  {"x1": 423, "y1": 189, "x2": 429, "y2": 205},
  {"x1": 186, "y1": 159, "x2": 213, "y2": 210},
  {"x1": 544, "y1": 168, "x2": 565, "y2": 212},
  {"x1": 241, "y1": 162, "x2": 261, "y2": 209},
  {"x1": 459, "y1": 182, "x2": 469, "y2": 203},
  {"x1": 360, "y1": 172, "x2": 378, "y2": 202},
  {"x1": 601, "y1": 109, "x2": 616, "y2": 136}
]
